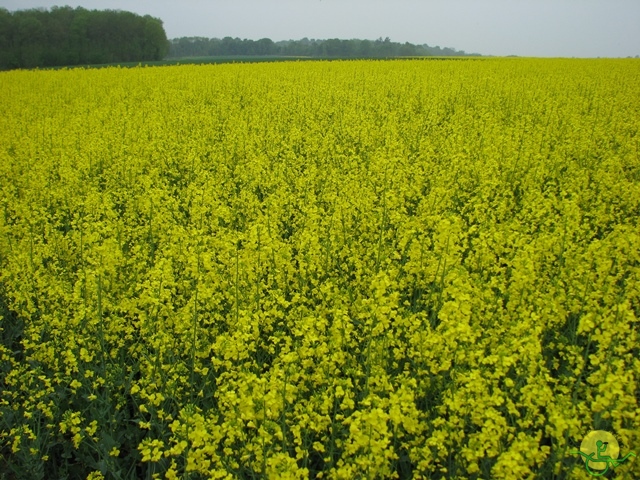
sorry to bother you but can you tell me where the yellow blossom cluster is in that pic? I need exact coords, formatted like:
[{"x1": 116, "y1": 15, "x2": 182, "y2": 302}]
[{"x1": 1, "y1": 58, "x2": 639, "y2": 478}]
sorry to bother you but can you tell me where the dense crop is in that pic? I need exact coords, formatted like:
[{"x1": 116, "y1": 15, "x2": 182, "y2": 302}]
[{"x1": 1, "y1": 59, "x2": 639, "y2": 479}]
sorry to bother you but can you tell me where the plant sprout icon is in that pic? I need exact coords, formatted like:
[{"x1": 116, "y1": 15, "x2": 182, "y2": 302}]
[{"x1": 571, "y1": 431, "x2": 636, "y2": 476}]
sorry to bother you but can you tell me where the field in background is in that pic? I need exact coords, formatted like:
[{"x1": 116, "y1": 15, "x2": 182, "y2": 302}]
[
  {"x1": 41, "y1": 55, "x2": 476, "y2": 71},
  {"x1": 46, "y1": 56, "x2": 313, "y2": 70},
  {"x1": 1, "y1": 59, "x2": 639, "y2": 479}
]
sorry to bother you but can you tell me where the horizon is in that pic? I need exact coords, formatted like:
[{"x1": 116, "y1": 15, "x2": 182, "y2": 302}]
[{"x1": 1, "y1": 0, "x2": 639, "y2": 58}]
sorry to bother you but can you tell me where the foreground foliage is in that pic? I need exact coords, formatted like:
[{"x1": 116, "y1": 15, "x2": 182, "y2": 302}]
[{"x1": 1, "y1": 59, "x2": 639, "y2": 479}]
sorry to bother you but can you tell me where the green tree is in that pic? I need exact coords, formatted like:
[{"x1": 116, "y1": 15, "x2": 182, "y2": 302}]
[
  {"x1": 15, "y1": 11, "x2": 45, "y2": 68},
  {"x1": 0, "y1": 8, "x2": 17, "y2": 68},
  {"x1": 0, "y1": 6, "x2": 170, "y2": 70},
  {"x1": 255, "y1": 38, "x2": 275, "y2": 55},
  {"x1": 143, "y1": 16, "x2": 169, "y2": 60}
]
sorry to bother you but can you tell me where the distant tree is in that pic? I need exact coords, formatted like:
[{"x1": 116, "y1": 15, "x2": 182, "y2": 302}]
[
  {"x1": 0, "y1": 6, "x2": 169, "y2": 70},
  {"x1": 399, "y1": 42, "x2": 417, "y2": 57},
  {"x1": 165, "y1": 35, "x2": 478, "y2": 60},
  {"x1": 255, "y1": 38, "x2": 275, "y2": 55},
  {"x1": 373, "y1": 37, "x2": 394, "y2": 57},
  {"x1": 143, "y1": 15, "x2": 169, "y2": 59},
  {"x1": 0, "y1": 8, "x2": 17, "y2": 68},
  {"x1": 358, "y1": 39, "x2": 373, "y2": 57},
  {"x1": 323, "y1": 38, "x2": 342, "y2": 57}
]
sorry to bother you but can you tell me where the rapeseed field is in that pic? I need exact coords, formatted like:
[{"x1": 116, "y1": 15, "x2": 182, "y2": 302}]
[{"x1": 1, "y1": 59, "x2": 639, "y2": 479}]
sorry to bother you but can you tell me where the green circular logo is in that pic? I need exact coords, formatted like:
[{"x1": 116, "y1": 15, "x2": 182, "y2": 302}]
[
  {"x1": 571, "y1": 430, "x2": 636, "y2": 476},
  {"x1": 579, "y1": 431, "x2": 619, "y2": 472}
]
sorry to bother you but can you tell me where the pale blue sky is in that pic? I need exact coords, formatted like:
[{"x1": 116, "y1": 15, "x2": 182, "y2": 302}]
[{"x1": 2, "y1": 0, "x2": 639, "y2": 57}]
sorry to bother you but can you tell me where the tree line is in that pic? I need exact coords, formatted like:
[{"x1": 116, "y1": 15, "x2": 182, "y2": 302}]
[
  {"x1": 0, "y1": 6, "x2": 169, "y2": 70},
  {"x1": 168, "y1": 36, "x2": 480, "y2": 59}
]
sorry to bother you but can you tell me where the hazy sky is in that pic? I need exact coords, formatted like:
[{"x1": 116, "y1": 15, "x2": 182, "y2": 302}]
[{"x1": 2, "y1": 0, "x2": 639, "y2": 57}]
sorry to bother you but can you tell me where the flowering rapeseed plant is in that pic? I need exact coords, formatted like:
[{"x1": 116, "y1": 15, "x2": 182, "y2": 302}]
[{"x1": 1, "y1": 58, "x2": 639, "y2": 478}]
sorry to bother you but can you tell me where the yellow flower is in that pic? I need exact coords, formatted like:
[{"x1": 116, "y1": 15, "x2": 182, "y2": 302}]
[
  {"x1": 139, "y1": 438, "x2": 165, "y2": 462},
  {"x1": 2, "y1": 57, "x2": 638, "y2": 480}
]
